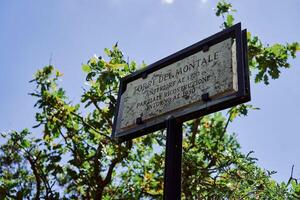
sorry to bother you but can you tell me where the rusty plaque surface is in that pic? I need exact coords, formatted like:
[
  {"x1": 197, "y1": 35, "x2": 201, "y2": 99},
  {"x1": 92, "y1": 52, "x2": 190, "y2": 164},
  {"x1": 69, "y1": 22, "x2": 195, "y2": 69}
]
[{"x1": 112, "y1": 23, "x2": 250, "y2": 141}]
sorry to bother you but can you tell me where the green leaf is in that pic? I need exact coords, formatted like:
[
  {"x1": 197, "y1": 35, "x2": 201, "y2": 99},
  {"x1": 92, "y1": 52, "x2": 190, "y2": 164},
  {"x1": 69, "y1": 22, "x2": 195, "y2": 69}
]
[
  {"x1": 106, "y1": 63, "x2": 124, "y2": 69},
  {"x1": 104, "y1": 48, "x2": 111, "y2": 56},
  {"x1": 89, "y1": 56, "x2": 98, "y2": 66},
  {"x1": 247, "y1": 31, "x2": 251, "y2": 39},
  {"x1": 226, "y1": 14, "x2": 234, "y2": 27},
  {"x1": 21, "y1": 139, "x2": 31, "y2": 148},
  {"x1": 297, "y1": 44, "x2": 300, "y2": 51},
  {"x1": 82, "y1": 64, "x2": 91, "y2": 73}
]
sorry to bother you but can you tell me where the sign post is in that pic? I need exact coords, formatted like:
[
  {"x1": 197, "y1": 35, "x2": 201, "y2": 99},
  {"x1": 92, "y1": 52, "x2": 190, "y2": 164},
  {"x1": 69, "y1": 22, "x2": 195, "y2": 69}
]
[
  {"x1": 164, "y1": 117, "x2": 182, "y2": 200},
  {"x1": 112, "y1": 23, "x2": 250, "y2": 199}
]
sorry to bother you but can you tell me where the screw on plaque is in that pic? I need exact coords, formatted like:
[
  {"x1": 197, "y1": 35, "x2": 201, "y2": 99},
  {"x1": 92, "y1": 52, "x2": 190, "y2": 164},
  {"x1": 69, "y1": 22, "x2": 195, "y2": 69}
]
[
  {"x1": 136, "y1": 117, "x2": 143, "y2": 125},
  {"x1": 201, "y1": 93, "x2": 211, "y2": 102},
  {"x1": 142, "y1": 73, "x2": 148, "y2": 79},
  {"x1": 203, "y1": 45, "x2": 209, "y2": 52}
]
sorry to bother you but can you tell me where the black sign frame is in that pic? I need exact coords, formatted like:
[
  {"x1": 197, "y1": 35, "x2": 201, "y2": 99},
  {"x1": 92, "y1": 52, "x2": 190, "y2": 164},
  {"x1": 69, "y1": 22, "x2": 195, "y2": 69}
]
[{"x1": 112, "y1": 23, "x2": 250, "y2": 142}]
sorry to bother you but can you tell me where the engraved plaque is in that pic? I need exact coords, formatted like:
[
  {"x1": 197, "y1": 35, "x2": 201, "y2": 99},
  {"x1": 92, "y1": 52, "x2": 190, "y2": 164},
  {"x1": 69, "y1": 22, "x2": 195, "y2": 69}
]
[
  {"x1": 112, "y1": 23, "x2": 250, "y2": 141},
  {"x1": 118, "y1": 38, "x2": 236, "y2": 130}
]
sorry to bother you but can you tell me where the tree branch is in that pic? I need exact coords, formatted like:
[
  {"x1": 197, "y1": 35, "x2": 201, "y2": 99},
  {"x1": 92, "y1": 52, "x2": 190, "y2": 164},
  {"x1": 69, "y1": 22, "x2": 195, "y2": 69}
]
[
  {"x1": 25, "y1": 155, "x2": 41, "y2": 200},
  {"x1": 222, "y1": 112, "x2": 232, "y2": 137},
  {"x1": 70, "y1": 111, "x2": 112, "y2": 142},
  {"x1": 187, "y1": 118, "x2": 201, "y2": 151},
  {"x1": 91, "y1": 99, "x2": 113, "y2": 128},
  {"x1": 103, "y1": 141, "x2": 132, "y2": 186},
  {"x1": 288, "y1": 164, "x2": 297, "y2": 184}
]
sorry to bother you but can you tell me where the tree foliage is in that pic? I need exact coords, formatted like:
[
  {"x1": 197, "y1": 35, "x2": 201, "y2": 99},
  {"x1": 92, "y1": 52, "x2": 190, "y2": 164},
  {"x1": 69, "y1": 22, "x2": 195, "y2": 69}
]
[{"x1": 1, "y1": 1, "x2": 300, "y2": 199}]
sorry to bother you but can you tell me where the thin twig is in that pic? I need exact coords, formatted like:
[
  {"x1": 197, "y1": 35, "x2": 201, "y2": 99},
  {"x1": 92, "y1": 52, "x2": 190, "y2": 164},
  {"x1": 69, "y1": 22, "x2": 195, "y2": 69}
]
[{"x1": 71, "y1": 111, "x2": 112, "y2": 142}]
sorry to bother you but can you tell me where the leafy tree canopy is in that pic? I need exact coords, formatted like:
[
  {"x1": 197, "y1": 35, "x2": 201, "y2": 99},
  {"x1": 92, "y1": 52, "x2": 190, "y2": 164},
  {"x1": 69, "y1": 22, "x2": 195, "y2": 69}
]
[{"x1": 1, "y1": 1, "x2": 300, "y2": 199}]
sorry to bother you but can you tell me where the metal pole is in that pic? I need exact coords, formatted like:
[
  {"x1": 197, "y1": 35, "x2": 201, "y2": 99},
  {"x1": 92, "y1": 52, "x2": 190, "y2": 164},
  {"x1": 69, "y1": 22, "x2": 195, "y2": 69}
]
[{"x1": 163, "y1": 116, "x2": 182, "y2": 200}]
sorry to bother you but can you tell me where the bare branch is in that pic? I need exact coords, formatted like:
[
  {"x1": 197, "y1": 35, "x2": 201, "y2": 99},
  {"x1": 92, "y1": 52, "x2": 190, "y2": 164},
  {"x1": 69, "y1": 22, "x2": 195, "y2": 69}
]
[{"x1": 287, "y1": 164, "x2": 297, "y2": 184}]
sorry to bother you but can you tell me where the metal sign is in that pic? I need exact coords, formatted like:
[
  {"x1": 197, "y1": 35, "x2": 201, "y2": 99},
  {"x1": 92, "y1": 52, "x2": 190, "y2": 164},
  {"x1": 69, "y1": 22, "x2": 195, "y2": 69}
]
[{"x1": 112, "y1": 23, "x2": 250, "y2": 142}]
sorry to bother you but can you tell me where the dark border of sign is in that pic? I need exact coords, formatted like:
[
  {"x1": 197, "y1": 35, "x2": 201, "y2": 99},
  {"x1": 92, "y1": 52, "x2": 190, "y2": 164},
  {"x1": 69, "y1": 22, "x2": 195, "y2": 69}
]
[{"x1": 112, "y1": 23, "x2": 250, "y2": 143}]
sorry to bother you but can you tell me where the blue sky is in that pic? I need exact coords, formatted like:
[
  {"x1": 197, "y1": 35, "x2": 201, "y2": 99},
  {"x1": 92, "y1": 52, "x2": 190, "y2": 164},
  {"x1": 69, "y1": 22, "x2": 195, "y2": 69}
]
[{"x1": 0, "y1": 0, "x2": 299, "y2": 182}]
